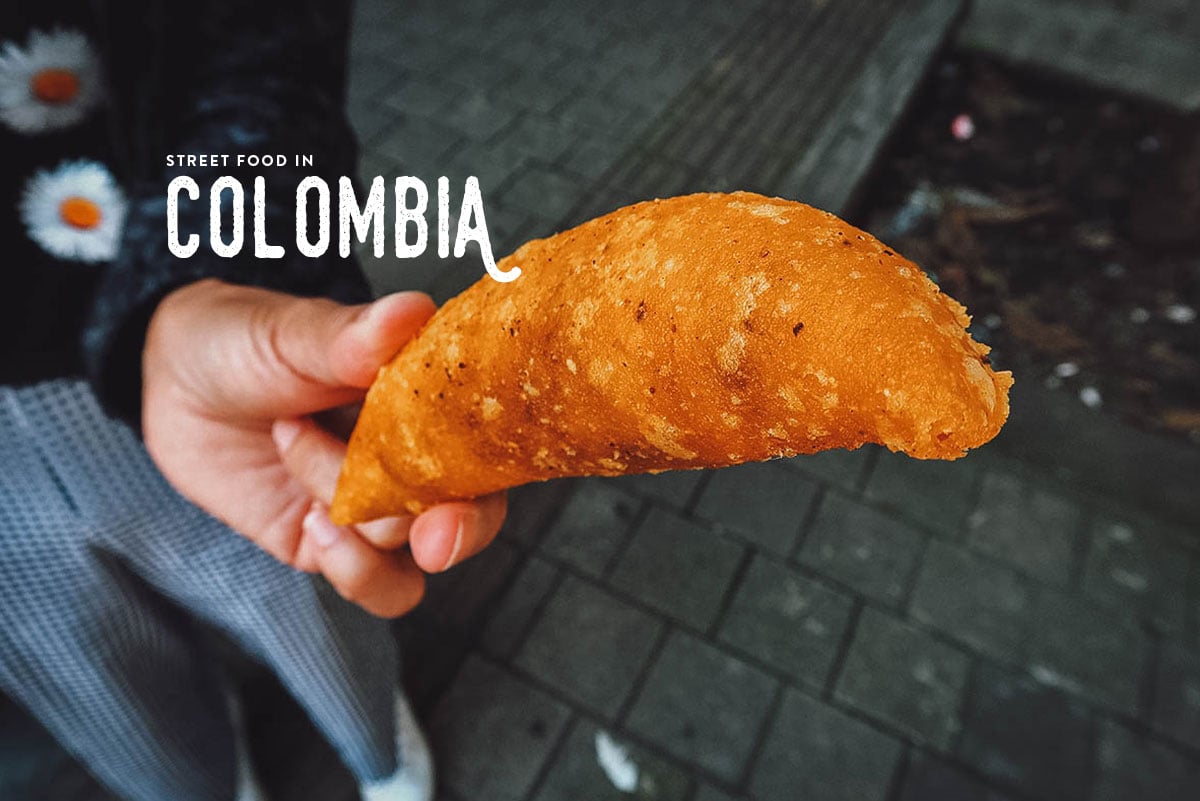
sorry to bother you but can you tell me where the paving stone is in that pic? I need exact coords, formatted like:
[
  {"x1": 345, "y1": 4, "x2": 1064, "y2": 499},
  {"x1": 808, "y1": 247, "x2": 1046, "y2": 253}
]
[
  {"x1": 516, "y1": 576, "x2": 663, "y2": 719},
  {"x1": 798, "y1": 493, "x2": 926, "y2": 607},
  {"x1": 348, "y1": 100, "x2": 401, "y2": 145},
  {"x1": 430, "y1": 656, "x2": 571, "y2": 801},
  {"x1": 543, "y1": 49, "x2": 623, "y2": 95},
  {"x1": 626, "y1": 632, "x2": 776, "y2": 784},
  {"x1": 531, "y1": 719, "x2": 691, "y2": 801},
  {"x1": 608, "y1": 469, "x2": 705, "y2": 510},
  {"x1": 693, "y1": 462, "x2": 819, "y2": 555},
  {"x1": 750, "y1": 689, "x2": 902, "y2": 801},
  {"x1": 422, "y1": 538, "x2": 520, "y2": 631},
  {"x1": 697, "y1": 131, "x2": 760, "y2": 185},
  {"x1": 371, "y1": 114, "x2": 464, "y2": 173},
  {"x1": 835, "y1": 608, "x2": 970, "y2": 751},
  {"x1": 489, "y1": 69, "x2": 578, "y2": 115},
  {"x1": 609, "y1": 507, "x2": 744, "y2": 630},
  {"x1": 865, "y1": 450, "x2": 979, "y2": 537},
  {"x1": 692, "y1": 784, "x2": 741, "y2": 801},
  {"x1": 965, "y1": 471, "x2": 1084, "y2": 586},
  {"x1": 958, "y1": 0, "x2": 1200, "y2": 113},
  {"x1": 717, "y1": 555, "x2": 853, "y2": 688},
  {"x1": 348, "y1": 55, "x2": 406, "y2": 106},
  {"x1": 1094, "y1": 719, "x2": 1200, "y2": 801},
  {"x1": 783, "y1": 446, "x2": 873, "y2": 492},
  {"x1": 436, "y1": 86, "x2": 520, "y2": 140},
  {"x1": 899, "y1": 753, "x2": 1018, "y2": 801},
  {"x1": 487, "y1": 31, "x2": 574, "y2": 76},
  {"x1": 494, "y1": 477, "x2": 571, "y2": 549},
  {"x1": 1027, "y1": 590, "x2": 1144, "y2": 716},
  {"x1": 599, "y1": 64, "x2": 686, "y2": 116},
  {"x1": 496, "y1": 164, "x2": 586, "y2": 224},
  {"x1": 489, "y1": 113, "x2": 588, "y2": 167},
  {"x1": 553, "y1": 89, "x2": 641, "y2": 136},
  {"x1": 481, "y1": 555, "x2": 560, "y2": 660},
  {"x1": 1153, "y1": 640, "x2": 1200, "y2": 752},
  {"x1": 956, "y1": 663, "x2": 1092, "y2": 801},
  {"x1": 374, "y1": 18, "x2": 454, "y2": 66},
  {"x1": 435, "y1": 51, "x2": 519, "y2": 95},
  {"x1": 380, "y1": 76, "x2": 466, "y2": 122},
  {"x1": 560, "y1": 131, "x2": 637, "y2": 182},
  {"x1": 603, "y1": 152, "x2": 697, "y2": 199},
  {"x1": 350, "y1": 13, "x2": 415, "y2": 64},
  {"x1": 535, "y1": 15, "x2": 611, "y2": 55},
  {"x1": 589, "y1": 35, "x2": 666, "y2": 75},
  {"x1": 540, "y1": 481, "x2": 641, "y2": 577},
  {"x1": 1082, "y1": 515, "x2": 1191, "y2": 635},
  {"x1": 442, "y1": 140, "x2": 530, "y2": 200},
  {"x1": 909, "y1": 539, "x2": 1034, "y2": 664}
]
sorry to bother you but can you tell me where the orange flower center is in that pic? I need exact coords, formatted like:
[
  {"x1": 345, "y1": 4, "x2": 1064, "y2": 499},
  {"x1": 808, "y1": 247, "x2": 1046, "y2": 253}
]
[
  {"x1": 59, "y1": 196, "x2": 102, "y2": 229},
  {"x1": 31, "y1": 68, "x2": 80, "y2": 104}
]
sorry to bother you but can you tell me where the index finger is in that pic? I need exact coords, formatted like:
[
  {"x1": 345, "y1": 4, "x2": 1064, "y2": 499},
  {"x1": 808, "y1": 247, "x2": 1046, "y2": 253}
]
[{"x1": 273, "y1": 416, "x2": 413, "y2": 548}]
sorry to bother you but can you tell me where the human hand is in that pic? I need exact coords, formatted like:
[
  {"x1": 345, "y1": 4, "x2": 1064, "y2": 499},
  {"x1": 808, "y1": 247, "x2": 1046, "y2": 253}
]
[{"x1": 141, "y1": 278, "x2": 506, "y2": 617}]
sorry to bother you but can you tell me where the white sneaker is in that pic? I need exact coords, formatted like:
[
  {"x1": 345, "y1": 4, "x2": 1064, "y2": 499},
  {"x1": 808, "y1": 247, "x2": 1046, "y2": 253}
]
[{"x1": 359, "y1": 691, "x2": 435, "y2": 801}]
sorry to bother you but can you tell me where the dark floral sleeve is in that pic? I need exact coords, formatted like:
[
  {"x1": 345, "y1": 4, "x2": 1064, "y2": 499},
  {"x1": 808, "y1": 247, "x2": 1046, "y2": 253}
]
[{"x1": 82, "y1": 0, "x2": 372, "y2": 429}]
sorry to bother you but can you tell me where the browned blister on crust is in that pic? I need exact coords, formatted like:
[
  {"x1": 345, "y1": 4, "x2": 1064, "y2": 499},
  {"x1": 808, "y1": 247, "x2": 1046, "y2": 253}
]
[{"x1": 331, "y1": 192, "x2": 1012, "y2": 524}]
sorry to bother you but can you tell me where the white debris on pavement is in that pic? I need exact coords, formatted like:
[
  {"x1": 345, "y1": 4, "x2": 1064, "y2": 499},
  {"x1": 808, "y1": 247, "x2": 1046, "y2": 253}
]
[
  {"x1": 1164, "y1": 304, "x2": 1196, "y2": 324},
  {"x1": 1079, "y1": 386, "x2": 1103, "y2": 408},
  {"x1": 595, "y1": 730, "x2": 639, "y2": 793},
  {"x1": 1054, "y1": 362, "x2": 1080, "y2": 378}
]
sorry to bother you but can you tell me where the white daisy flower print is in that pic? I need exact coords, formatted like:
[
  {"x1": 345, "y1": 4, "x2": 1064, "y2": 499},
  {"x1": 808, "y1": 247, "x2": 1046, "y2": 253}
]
[
  {"x1": 0, "y1": 28, "x2": 103, "y2": 134},
  {"x1": 20, "y1": 160, "x2": 127, "y2": 263}
]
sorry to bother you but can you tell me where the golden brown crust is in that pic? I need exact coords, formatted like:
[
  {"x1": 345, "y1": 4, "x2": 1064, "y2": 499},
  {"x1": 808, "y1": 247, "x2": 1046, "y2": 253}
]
[{"x1": 331, "y1": 192, "x2": 1012, "y2": 524}]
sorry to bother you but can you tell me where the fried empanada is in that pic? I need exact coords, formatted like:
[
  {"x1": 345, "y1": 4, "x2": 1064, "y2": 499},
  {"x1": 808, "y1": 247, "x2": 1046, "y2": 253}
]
[{"x1": 331, "y1": 192, "x2": 1012, "y2": 524}]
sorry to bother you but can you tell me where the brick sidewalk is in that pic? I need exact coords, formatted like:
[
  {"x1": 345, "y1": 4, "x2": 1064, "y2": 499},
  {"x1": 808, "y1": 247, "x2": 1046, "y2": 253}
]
[{"x1": 346, "y1": 1, "x2": 1200, "y2": 800}]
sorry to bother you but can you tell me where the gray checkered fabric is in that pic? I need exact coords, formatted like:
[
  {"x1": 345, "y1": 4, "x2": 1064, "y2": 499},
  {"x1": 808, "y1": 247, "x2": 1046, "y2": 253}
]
[{"x1": 0, "y1": 380, "x2": 400, "y2": 801}]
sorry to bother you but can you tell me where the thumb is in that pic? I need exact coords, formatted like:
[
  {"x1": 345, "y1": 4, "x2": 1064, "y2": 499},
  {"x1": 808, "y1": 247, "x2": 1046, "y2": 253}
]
[
  {"x1": 147, "y1": 281, "x2": 439, "y2": 422},
  {"x1": 254, "y1": 290, "x2": 436, "y2": 402},
  {"x1": 327, "y1": 291, "x2": 437, "y2": 388}
]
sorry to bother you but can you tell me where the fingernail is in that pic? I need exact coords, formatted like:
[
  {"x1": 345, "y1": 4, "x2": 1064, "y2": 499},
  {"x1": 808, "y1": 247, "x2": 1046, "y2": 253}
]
[
  {"x1": 304, "y1": 508, "x2": 341, "y2": 548},
  {"x1": 442, "y1": 516, "x2": 466, "y2": 571},
  {"x1": 272, "y1": 419, "x2": 301, "y2": 453}
]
